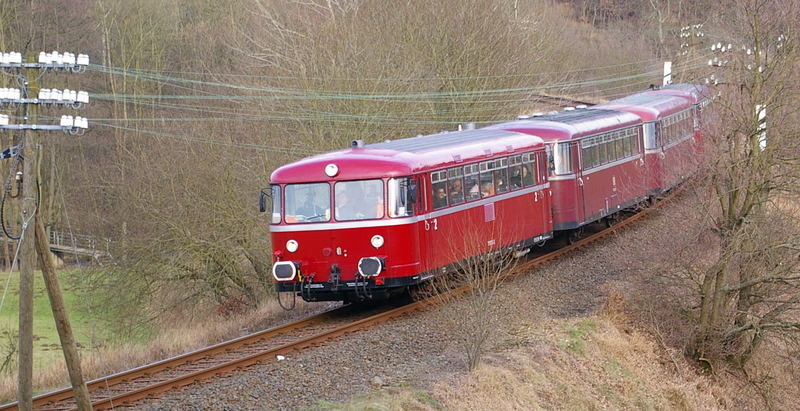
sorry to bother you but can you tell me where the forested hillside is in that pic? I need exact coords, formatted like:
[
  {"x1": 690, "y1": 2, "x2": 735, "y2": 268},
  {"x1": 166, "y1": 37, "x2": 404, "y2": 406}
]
[{"x1": 0, "y1": 0, "x2": 798, "y2": 407}]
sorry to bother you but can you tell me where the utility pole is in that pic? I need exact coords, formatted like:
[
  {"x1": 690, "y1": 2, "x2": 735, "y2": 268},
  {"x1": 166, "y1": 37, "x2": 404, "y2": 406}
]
[
  {"x1": 0, "y1": 50, "x2": 91, "y2": 410},
  {"x1": 17, "y1": 52, "x2": 38, "y2": 411}
]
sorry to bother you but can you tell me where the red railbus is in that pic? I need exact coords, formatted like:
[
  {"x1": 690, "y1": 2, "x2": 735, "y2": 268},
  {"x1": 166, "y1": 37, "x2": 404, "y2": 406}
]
[
  {"x1": 261, "y1": 85, "x2": 709, "y2": 303},
  {"x1": 264, "y1": 129, "x2": 552, "y2": 302},
  {"x1": 592, "y1": 92, "x2": 696, "y2": 194},
  {"x1": 485, "y1": 108, "x2": 647, "y2": 232},
  {"x1": 655, "y1": 84, "x2": 712, "y2": 146}
]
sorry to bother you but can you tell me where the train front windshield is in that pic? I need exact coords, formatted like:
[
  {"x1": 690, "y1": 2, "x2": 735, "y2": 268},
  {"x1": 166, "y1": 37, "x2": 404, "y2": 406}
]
[
  {"x1": 335, "y1": 179, "x2": 384, "y2": 221},
  {"x1": 285, "y1": 183, "x2": 331, "y2": 223}
]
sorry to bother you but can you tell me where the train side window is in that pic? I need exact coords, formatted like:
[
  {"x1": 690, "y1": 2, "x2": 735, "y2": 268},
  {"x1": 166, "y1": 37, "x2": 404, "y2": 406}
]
[
  {"x1": 597, "y1": 139, "x2": 607, "y2": 165},
  {"x1": 553, "y1": 143, "x2": 573, "y2": 175},
  {"x1": 615, "y1": 137, "x2": 625, "y2": 161},
  {"x1": 622, "y1": 134, "x2": 631, "y2": 157},
  {"x1": 509, "y1": 155, "x2": 522, "y2": 190},
  {"x1": 521, "y1": 152, "x2": 536, "y2": 186},
  {"x1": 464, "y1": 164, "x2": 480, "y2": 201},
  {"x1": 388, "y1": 177, "x2": 415, "y2": 217},
  {"x1": 431, "y1": 170, "x2": 448, "y2": 210},
  {"x1": 580, "y1": 141, "x2": 590, "y2": 170},
  {"x1": 447, "y1": 167, "x2": 465, "y2": 205},
  {"x1": 538, "y1": 152, "x2": 548, "y2": 183},
  {"x1": 607, "y1": 134, "x2": 618, "y2": 161},
  {"x1": 643, "y1": 123, "x2": 657, "y2": 149},
  {"x1": 656, "y1": 121, "x2": 664, "y2": 147},
  {"x1": 479, "y1": 161, "x2": 495, "y2": 197},
  {"x1": 271, "y1": 185, "x2": 281, "y2": 224},
  {"x1": 494, "y1": 157, "x2": 509, "y2": 194}
]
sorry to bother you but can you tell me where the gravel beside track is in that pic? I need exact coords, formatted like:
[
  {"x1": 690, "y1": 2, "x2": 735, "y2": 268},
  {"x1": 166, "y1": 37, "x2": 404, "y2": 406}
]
[{"x1": 138, "y1": 223, "x2": 635, "y2": 410}]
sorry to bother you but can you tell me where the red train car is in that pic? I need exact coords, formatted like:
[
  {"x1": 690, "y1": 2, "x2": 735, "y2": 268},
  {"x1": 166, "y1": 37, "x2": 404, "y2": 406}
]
[
  {"x1": 591, "y1": 92, "x2": 696, "y2": 195},
  {"x1": 654, "y1": 84, "x2": 712, "y2": 145},
  {"x1": 264, "y1": 129, "x2": 552, "y2": 302},
  {"x1": 485, "y1": 108, "x2": 647, "y2": 232}
]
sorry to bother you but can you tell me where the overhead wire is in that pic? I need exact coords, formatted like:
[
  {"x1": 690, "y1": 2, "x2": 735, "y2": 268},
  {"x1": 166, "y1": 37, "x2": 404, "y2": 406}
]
[
  {"x1": 84, "y1": 60, "x2": 708, "y2": 124},
  {"x1": 102, "y1": 57, "x2": 664, "y2": 81},
  {"x1": 75, "y1": 55, "x2": 711, "y2": 152},
  {"x1": 90, "y1": 122, "x2": 321, "y2": 156},
  {"x1": 86, "y1": 55, "x2": 709, "y2": 108}
]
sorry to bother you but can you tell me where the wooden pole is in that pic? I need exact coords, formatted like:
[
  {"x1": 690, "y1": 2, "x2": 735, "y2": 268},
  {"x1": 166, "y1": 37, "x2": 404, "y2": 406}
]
[
  {"x1": 33, "y1": 215, "x2": 92, "y2": 410},
  {"x1": 16, "y1": 53, "x2": 38, "y2": 411}
]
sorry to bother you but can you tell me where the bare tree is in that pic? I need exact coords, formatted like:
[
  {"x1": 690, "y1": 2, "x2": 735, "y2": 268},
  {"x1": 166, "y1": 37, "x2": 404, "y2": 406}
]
[
  {"x1": 426, "y1": 222, "x2": 523, "y2": 371},
  {"x1": 688, "y1": 0, "x2": 800, "y2": 365}
]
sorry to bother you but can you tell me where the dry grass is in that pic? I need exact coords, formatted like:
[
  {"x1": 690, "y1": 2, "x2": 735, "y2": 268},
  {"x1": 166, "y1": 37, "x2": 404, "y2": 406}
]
[
  {"x1": 0, "y1": 298, "x2": 333, "y2": 402},
  {"x1": 327, "y1": 314, "x2": 734, "y2": 410},
  {"x1": 434, "y1": 316, "x2": 724, "y2": 410}
]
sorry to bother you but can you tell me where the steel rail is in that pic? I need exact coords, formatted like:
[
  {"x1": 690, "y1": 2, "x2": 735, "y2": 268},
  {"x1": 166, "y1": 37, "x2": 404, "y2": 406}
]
[
  {"x1": 4, "y1": 188, "x2": 681, "y2": 410},
  {"x1": 1, "y1": 306, "x2": 351, "y2": 410}
]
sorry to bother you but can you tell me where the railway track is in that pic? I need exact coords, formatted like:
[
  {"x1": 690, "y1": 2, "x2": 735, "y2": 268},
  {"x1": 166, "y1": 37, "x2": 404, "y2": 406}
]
[{"x1": 2, "y1": 190, "x2": 679, "y2": 410}]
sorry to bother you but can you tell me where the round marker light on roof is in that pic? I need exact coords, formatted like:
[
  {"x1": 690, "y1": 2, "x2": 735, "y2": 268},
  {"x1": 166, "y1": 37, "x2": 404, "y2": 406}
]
[
  {"x1": 325, "y1": 163, "x2": 339, "y2": 177},
  {"x1": 286, "y1": 239, "x2": 299, "y2": 253},
  {"x1": 371, "y1": 234, "x2": 384, "y2": 249}
]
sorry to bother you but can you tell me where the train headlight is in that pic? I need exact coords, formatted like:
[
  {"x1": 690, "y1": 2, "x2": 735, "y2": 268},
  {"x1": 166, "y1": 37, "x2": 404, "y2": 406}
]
[
  {"x1": 286, "y1": 239, "x2": 299, "y2": 253},
  {"x1": 358, "y1": 257, "x2": 384, "y2": 278},
  {"x1": 272, "y1": 261, "x2": 299, "y2": 281},
  {"x1": 370, "y1": 234, "x2": 384, "y2": 249},
  {"x1": 325, "y1": 163, "x2": 339, "y2": 177}
]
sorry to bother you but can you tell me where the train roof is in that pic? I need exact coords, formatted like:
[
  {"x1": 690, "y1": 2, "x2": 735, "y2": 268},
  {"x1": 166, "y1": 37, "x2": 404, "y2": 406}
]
[
  {"x1": 270, "y1": 129, "x2": 545, "y2": 183},
  {"x1": 656, "y1": 84, "x2": 711, "y2": 103},
  {"x1": 592, "y1": 92, "x2": 693, "y2": 121},
  {"x1": 483, "y1": 108, "x2": 642, "y2": 142}
]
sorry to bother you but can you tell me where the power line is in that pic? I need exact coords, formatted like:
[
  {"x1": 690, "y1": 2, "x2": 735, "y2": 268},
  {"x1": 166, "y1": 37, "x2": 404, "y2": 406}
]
[{"x1": 90, "y1": 122, "x2": 321, "y2": 155}]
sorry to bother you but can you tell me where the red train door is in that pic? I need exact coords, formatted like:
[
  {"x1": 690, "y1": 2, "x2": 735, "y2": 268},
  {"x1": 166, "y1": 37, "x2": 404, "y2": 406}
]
[
  {"x1": 418, "y1": 174, "x2": 435, "y2": 274},
  {"x1": 572, "y1": 142, "x2": 588, "y2": 224}
]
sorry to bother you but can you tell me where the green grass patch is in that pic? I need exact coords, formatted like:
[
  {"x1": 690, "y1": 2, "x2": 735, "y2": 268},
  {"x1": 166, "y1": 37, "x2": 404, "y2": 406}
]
[
  {"x1": 0, "y1": 269, "x2": 106, "y2": 372},
  {"x1": 563, "y1": 319, "x2": 597, "y2": 355}
]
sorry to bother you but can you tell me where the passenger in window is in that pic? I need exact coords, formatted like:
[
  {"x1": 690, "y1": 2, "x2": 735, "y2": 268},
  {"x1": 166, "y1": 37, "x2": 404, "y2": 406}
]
[
  {"x1": 336, "y1": 186, "x2": 375, "y2": 220},
  {"x1": 335, "y1": 191, "x2": 356, "y2": 220},
  {"x1": 494, "y1": 170, "x2": 508, "y2": 193},
  {"x1": 522, "y1": 165, "x2": 535, "y2": 186},
  {"x1": 481, "y1": 182, "x2": 494, "y2": 198},
  {"x1": 449, "y1": 179, "x2": 464, "y2": 204},
  {"x1": 510, "y1": 167, "x2": 523, "y2": 189},
  {"x1": 467, "y1": 181, "x2": 480, "y2": 200},
  {"x1": 433, "y1": 187, "x2": 448, "y2": 209}
]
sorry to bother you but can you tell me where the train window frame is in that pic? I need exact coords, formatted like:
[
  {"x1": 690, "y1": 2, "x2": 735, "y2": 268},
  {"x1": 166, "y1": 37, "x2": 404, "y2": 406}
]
[
  {"x1": 508, "y1": 155, "x2": 523, "y2": 190},
  {"x1": 447, "y1": 167, "x2": 465, "y2": 206},
  {"x1": 284, "y1": 182, "x2": 331, "y2": 224},
  {"x1": 552, "y1": 142, "x2": 573, "y2": 175},
  {"x1": 271, "y1": 184, "x2": 281, "y2": 224},
  {"x1": 464, "y1": 163, "x2": 481, "y2": 202},
  {"x1": 334, "y1": 179, "x2": 385, "y2": 221},
  {"x1": 388, "y1": 177, "x2": 416, "y2": 218},
  {"x1": 431, "y1": 170, "x2": 448, "y2": 210},
  {"x1": 521, "y1": 152, "x2": 537, "y2": 186},
  {"x1": 478, "y1": 160, "x2": 497, "y2": 198},
  {"x1": 494, "y1": 157, "x2": 509, "y2": 194}
]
